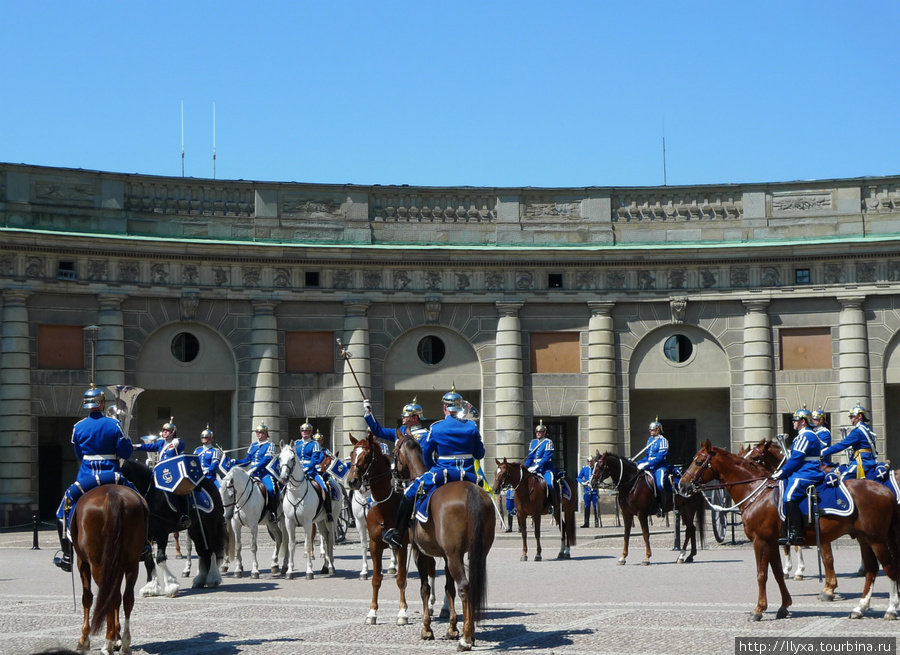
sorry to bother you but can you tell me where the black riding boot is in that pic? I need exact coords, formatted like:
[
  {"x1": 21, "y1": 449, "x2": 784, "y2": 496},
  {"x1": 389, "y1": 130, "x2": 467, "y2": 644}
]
[
  {"x1": 177, "y1": 495, "x2": 192, "y2": 530},
  {"x1": 656, "y1": 488, "x2": 666, "y2": 518},
  {"x1": 53, "y1": 517, "x2": 72, "y2": 572},
  {"x1": 505, "y1": 513, "x2": 514, "y2": 533},
  {"x1": 594, "y1": 505, "x2": 600, "y2": 528},
  {"x1": 324, "y1": 486, "x2": 334, "y2": 523},
  {"x1": 383, "y1": 495, "x2": 414, "y2": 549},
  {"x1": 581, "y1": 506, "x2": 590, "y2": 528},
  {"x1": 778, "y1": 509, "x2": 790, "y2": 545},
  {"x1": 786, "y1": 500, "x2": 805, "y2": 545},
  {"x1": 268, "y1": 489, "x2": 280, "y2": 524}
]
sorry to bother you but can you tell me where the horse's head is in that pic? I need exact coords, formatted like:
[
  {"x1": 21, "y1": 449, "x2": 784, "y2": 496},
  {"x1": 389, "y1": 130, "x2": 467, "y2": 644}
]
[
  {"x1": 678, "y1": 440, "x2": 716, "y2": 494},
  {"x1": 493, "y1": 458, "x2": 519, "y2": 490},
  {"x1": 346, "y1": 430, "x2": 382, "y2": 491},
  {"x1": 592, "y1": 452, "x2": 616, "y2": 485},
  {"x1": 277, "y1": 440, "x2": 298, "y2": 484},
  {"x1": 393, "y1": 430, "x2": 424, "y2": 480}
]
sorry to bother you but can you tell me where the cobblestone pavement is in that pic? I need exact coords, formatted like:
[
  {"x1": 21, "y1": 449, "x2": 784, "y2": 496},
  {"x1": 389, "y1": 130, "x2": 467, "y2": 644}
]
[{"x1": 1, "y1": 519, "x2": 897, "y2": 655}]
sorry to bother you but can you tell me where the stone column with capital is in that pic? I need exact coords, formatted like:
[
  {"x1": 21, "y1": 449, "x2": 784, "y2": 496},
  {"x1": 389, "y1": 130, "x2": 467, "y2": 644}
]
[
  {"x1": 251, "y1": 299, "x2": 281, "y2": 442},
  {"x1": 838, "y1": 296, "x2": 870, "y2": 421},
  {"x1": 588, "y1": 302, "x2": 617, "y2": 456},
  {"x1": 340, "y1": 300, "x2": 371, "y2": 442},
  {"x1": 742, "y1": 300, "x2": 774, "y2": 444},
  {"x1": 0, "y1": 290, "x2": 33, "y2": 515},
  {"x1": 95, "y1": 294, "x2": 126, "y2": 391},
  {"x1": 494, "y1": 301, "x2": 525, "y2": 461}
]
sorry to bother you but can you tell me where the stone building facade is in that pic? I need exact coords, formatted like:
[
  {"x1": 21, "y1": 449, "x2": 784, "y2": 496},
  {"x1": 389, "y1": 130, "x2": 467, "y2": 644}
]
[{"x1": 2, "y1": 162, "x2": 900, "y2": 526}]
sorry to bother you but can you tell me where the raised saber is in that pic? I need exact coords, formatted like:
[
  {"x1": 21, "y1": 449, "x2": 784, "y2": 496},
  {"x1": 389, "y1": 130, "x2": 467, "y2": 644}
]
[{"x1": 337, "y1": 338, "x2": 368, "y2": 401}]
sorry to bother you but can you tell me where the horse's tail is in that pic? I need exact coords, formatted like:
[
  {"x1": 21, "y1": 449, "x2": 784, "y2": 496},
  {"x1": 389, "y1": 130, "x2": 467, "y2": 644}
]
[
  {"x1": 90, "y1": 489, "x2": 127, "y2": 636},
  {"x1": 888, "y1": 498, "x2": 900, "y2": 581},
  {"x1": 466, "y1": 485, "x2": 491, "y2": 623},
  {"x1": 562, "y1": 480, "x2": 577, "y2": 547},
  {"x1": 696, "y1": 493, "x2": 706, "y2": 550}
]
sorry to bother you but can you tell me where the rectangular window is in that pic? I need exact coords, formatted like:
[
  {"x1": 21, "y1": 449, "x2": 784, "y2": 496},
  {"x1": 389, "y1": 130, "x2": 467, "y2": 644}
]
[
  {"x1": 548, "y1": 273, "x2": 563, "y2": 289},
  {"x1": 530, "y1": 332, "x2": 580, "y2": 373},
  {"x1": 795, "y1": 268, "x2": 811, "y2": 284},
  {"x1": 38, "y1": 324, "x2": 85, "y2": 369},
  {"x1": 780, "y1": 327, "x2": 832, "y2": 370},
  {"x1": 305, "y1": 271, "x2": 320, "y2": 288},
  {"x1": 285, "y1": 331, "x2": 335, "y2": 373}
]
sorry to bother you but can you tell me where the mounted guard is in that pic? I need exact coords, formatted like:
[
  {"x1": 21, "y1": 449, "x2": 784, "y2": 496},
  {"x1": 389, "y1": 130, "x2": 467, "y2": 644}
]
[
  {"x1": 193, "y1": 425, "x2": 226, "y2": 487},
  {"x1": 363, "y1": 396, "x2": 428, "y2": 445},
  {"x1": 822, "y1": 403, "x2": 879, "y2": 480},
  {"x1": 635, "y1": 418, "x2": 670, "y2": 517},
  {"x1": 294, "y1": 421, "x2": 334, "y2": 521},
  {"x1": 133, "y1": 416, "x2": 192, "y2": 529},
  {"x1": 233, "y1": 421, "x2": 281, "y2": 522},
  {"x1": 523, "y1": 420, "x2": 560, "y2": 515}
]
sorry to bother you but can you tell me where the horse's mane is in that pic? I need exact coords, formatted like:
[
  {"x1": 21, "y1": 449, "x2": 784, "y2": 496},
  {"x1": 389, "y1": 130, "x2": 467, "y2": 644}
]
[{"x1": 705, "y1": 444, "x2": 768, "y2": 476}]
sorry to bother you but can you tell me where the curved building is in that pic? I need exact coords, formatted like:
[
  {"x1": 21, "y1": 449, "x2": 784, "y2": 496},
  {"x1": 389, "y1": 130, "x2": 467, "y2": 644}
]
[{"x1": 2, "y1": 162, "x2": 899, "y2": 525}]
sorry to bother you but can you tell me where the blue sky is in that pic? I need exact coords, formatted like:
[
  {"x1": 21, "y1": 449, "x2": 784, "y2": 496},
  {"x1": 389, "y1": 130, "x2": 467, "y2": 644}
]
[{"x1": 2, "y1": 2, "x2": 897, "y2": 188}]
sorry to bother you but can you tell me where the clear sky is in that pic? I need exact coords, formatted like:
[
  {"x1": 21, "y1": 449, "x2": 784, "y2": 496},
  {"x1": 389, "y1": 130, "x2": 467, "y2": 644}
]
[{"x1": 2, "y1": 1, "x2": 897, "y2": 188}]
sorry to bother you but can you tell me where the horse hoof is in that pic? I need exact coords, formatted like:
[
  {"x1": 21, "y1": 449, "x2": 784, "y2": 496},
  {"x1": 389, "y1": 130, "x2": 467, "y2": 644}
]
[
  {"x1": 520, "y1": 555, "x2": 528, "y2": 562},
  {"x1": 884, "y1": 611, "x2": 898, "y2": 621},
  {"x1": 271, "y1": 566, "x2": 280, "y2": 575},
  {"x1": 421, "y1": 629, "x2": 433, "y2": 640},
  {"x1": 397, "y1": 617, "x2": 409, "y2": 626},
  {"x1": 677, "y1": 557, "x2": 684, "y2": 564},
  {"x1": 360, "y1": 573, "x2": 368, "y2": 581},
  {"x1": 818, "y1": 592, "x2": 835, "y2": 602},
  {"x1": 457, "y1": 641, "x2": 473, "y2": 652},
  {"x1": 641, "y1": 560, "x2": 650, "y2": 566},
  {"x1": 251, "y1": 572, "x2": 259, "y2": 580},
  {"x1": 617, "y1": 559, "x2": 626, "y2": 566},
  {"x1": 776, "y1": 607, "x2": 790, "y2": 620},
  {"x1": 306, "y1": 573, "x2": 314, "y2": 580},
  {"x1": 793, "y1": 574, "x2": 803, "y2": 581},
  {"x1": 387, "y1": 567, "x2": 397, "y2": 575},
  {"x1": 534, "y1": 555, "x2": 542, "y2": 562},
  {"x1": 365, "y1": 617, "x2": 377, "y2": 626},
  {"x1": 850, "y1": 610, "x2": 863, "y2": 619},
  {"x1": 748, "y1": 613, "x2": 762, "y2": 622}
]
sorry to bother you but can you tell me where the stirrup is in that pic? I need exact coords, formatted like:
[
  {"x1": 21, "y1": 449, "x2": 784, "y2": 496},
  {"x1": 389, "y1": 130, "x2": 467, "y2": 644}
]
[
  {"x1": 383, "y1": 528, "x2": 402, "y2": 549},
  {"x1": 53, "y1": 552, "x2": 72, "y2": 573},
  {"x1": 178, "y1": 515, "x2": 192, "y2": 530}
]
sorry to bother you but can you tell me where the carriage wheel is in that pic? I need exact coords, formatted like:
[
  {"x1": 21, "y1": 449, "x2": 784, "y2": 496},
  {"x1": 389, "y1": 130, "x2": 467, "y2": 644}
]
[
  {"x1": 710, "y1": 488, "x2": 727, "y2": 544},
  {"x1": 335, "y1": 502, "x2": 351, "y2": 544}
]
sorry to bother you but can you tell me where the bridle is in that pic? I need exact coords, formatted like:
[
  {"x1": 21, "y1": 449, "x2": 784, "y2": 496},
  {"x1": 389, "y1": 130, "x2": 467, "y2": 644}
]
[{"x1": 349, "y1": 440, "x2": 395, "y2": 507}]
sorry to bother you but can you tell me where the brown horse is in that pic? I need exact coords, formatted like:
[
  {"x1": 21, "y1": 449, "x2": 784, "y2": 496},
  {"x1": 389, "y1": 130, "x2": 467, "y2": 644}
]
[
  {"x1": 492, "y1": 458, "x2": 577, "y2": 561},
  {"x1": 394, "y1": 433, "x2": 494, "y2": 651},
  {"x1": 345, "y1": 431, "x2": 412, "y2": 627},
  {"x1": 680, "y1": 440, "x2": 900, "y2": 621},
  {"x1": 69, "y1": 484, "x2": 148, "y2": 654},
  {"x1": 591, "y1": 451, "x2": 700, "y2": 565}
]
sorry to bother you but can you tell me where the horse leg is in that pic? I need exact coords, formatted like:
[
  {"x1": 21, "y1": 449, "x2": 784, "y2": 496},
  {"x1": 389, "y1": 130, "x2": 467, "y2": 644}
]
[
  {"x1": 173, "y1": 531, "x2": 183, "y2": 558},
  {"x1": 182, "y1": 532, "x2": 193, "y2": 578},
  {"x1": 77, "y1": 560, "x2": 92, "y2": 652},
  {"x1": 388, "y1": 548, "x2": 398, "y2": 576},
  {"x1": 444, "y1": 572, "x2": 459, "y2": 639},
  {"x1": 249, "y1": 526, "x2": 261, "y2": 579},
  {"x1": 818, "y1": 542, "x2": 837, "y2": 601},
  {"x1": 618, "y1": 509, "x2": 633, "y2": 565},
  {"x1": 677, "y1": 519, "x2": 695, "y2": 564},
  {"x1": 794, "y1": 545, "x2": 806, "y2": 580},
  {"x1": 395, "y1": 543, "x2": 410, "y2": 626},
  {"x1": 232, "y1": 521, "x2": 245, "y2": 578},
  {"x1": 103, "y1": 588, "x2": 121, "y2": 655},
  {"x1": 533, "y1": 515, "x2": 542, "y2": 562},
  {"x1": 285, "y1": 516, "x2": 298, "y2": 580},
  {"x1": 850, "y1": 543, "x2": 879, "y2": 618},
  {"x1": 356, "y1": 505, "x2": 369, "y2": 580},
  {"x1": 416, "y1": 552, "x2": 435, "y2": 641},
  {"x1": 518, "y1": 514, "x2": 529, "y2": 561},
  {"x1": 638, "y1": 512, "x2": 652, "y2": 566},
  {"x1": 304, "y1": 520, "x2": 316, "y2": 580},
  {"x1": 366, "y1": 539, "x2": 383, "y2": 625},
  {"x1": 446, "y1": 555, "x2": 474, "y2": 650}
]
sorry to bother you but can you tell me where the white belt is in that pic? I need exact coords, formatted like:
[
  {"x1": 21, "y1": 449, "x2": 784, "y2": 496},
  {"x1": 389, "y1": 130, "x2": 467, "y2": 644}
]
[
  {"x1": 83, "y1": 454, "x2": 116, "y2": 461},
  {"x1": 803, "y1": 457, "x2": 821, "y2": 462},
  {"x1": 438, "y1": 454, "x2": 473, "y2": 461}
]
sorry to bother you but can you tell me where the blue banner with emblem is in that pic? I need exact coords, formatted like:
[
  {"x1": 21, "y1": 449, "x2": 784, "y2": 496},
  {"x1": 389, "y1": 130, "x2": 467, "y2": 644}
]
[
  {"x1": 154, "y1": 454, "x2": 205, "y2": 495},
  {"x1": 327, "y1": 457, "x2": 349, "y2": 482}
]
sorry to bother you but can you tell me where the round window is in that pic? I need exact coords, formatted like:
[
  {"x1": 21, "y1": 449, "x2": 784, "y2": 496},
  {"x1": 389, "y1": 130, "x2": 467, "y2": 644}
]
[
  {"x1": 171, "y1": 332, "x2": 200, "y2": 363},
  {"x1": 417, "y1": 335, "x2": 446, "y2": 366},
  {"x1": 663, "y1": 334, "x2": 693, "y2": 363}
]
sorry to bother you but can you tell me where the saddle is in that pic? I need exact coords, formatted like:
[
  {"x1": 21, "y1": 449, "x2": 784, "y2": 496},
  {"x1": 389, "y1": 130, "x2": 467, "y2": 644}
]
[
  {"x1": 162, "y1": 487, "x2": 216, "y2": 515},
  {"x1": 774, "y1": 473, "x2": 855, "y2": 521}
]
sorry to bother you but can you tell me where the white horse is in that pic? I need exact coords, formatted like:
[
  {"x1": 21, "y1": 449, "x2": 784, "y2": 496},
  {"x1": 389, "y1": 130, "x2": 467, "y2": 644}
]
[
  {"x1": 220, "y1": 466, "x2": 287, "y2": 579},
  {"x1": 277, "y1": 442, "x2": 340, "y2": 580},
  {"x1": 346, "y1": 486, "x2": 398, "y2": 581}
]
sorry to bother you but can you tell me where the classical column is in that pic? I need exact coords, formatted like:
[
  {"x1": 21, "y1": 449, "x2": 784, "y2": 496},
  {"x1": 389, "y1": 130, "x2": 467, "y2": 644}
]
[
  {"x1": 742, "y1": 300, "x2": 774, "y2": 444},
  {"x1": 341, "y1": 300, "x2": 370, "y2": 442},
  {"x1": 494, "y1": 301, "x2": 525, "y2": 461},
  {"x1": 838, "y1": 296, "x2": 870, "y2": 419},
  {"x1": 0, "y1": 290, "x2": 32, "y2": 509},
  {"x1": 95, "y1": 294, "x2": 125, "y2": 390},
  {"x1": 250, "y1": 299, "x2": 280, "y2": 442},
  {"x1": 588, "y1": 302, "x2": 617, "y2": 456}
]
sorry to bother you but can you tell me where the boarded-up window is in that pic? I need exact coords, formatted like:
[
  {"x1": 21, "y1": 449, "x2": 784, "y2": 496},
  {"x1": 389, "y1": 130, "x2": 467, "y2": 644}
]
[
  {"x1": 38, "y1": 325, "x2": 84, "y2": 369},
  {"x1": 530, "y1": 332, "x2": 580, "y2": 373},
  {"x1": 780, "y1": 328, "x2": 832, "y2": 370},
  {"x1": 285, "y1": 331, "x2": 334, "y2": 373}
]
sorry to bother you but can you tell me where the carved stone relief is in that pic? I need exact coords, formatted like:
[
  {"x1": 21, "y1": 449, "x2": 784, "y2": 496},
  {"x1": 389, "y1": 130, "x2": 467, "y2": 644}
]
[
  {"x1": 515, "y1": 271, "x2": 533, "y2": 290},
  {"x1": 212, "y1": 267, "x2": 229, "y2": 286},
  {"x1": 485, "y1": 272, "x2": 504, "y2": 291},
  {"x1": 183, "y1": 265, "x2": 199, "y2": 285},
  {"x1": 119, "y1": 262, "x2": 139, "y2": 283},
  {"x1": 180, "y1": 292, "x2": 199, "y2": 321},
  {"x1": 88, "y1": 260, "x2": 108, "y2": 281},
  {"x1": 35, "y1": 182, "x2": 94, "y2": 203},
  {"x1": 761, "y1": 267, "x2": 781, "y2": 287},
  {"x1": 772, "y1": 190, "x2": 832, "y2": 214},
  {"x1": 26, "y1": 257, "x2": 45, "y2": 277},
  {"x1": 394, "y1": 270, "x2": 411, "y2": 291},
  {"x1": 856, "y1": 263, "x2": 876, "y2": 283},
  {"x1": 334, "y1": 269, "x2": 352, "y2": 289},
  {"x1": 363, "y1": 271, "x2": 382, "y2": 290},
  {"x1": 425, "y1": 271, "x2": 441, "y2": 291},
  {"x1": 667, "y1": 270, "x2": 686, "y2": 290},
  {"x1": 150, "y1": 263, "x2": 168, "y2": 285},
  {"x1": 730, "y1": 268, "x2": 749, "y2": 288},
  {"x1": 0, "y1": 254, "x2": 14, "y2": 276},
  {"x1": 243, "y1": 267, "x2": 261, "y2": 287},
  {"x1": 523, "y1": 199, "x2": 581, "y2": 219},
  {"x1": 455, "y1": 273, "x2": 470, "y2": 290},
  {"x1": 424, "y1": 298, "x2": 441, "y2": 324},
  {"x1": 638, "y1": 271, "x2": 655, "y2": 290},
  {"x1": 274, "y1": 268, "x2": 291, "y2": 288},
  {"x1": 824, "y1": 264, "x2": 846, "y2": 285},
  {"x1": 607, "y1": 271, "x2": 625, "y2": 290},
  {"x1": 575, "y1": 271, "x2": 596, "y2": 290},
  {"x1": 700, "y1": 269, "x2": 717, "y2": 288},
  {"x1": 889, "y1": 262, "x2": 900, "y2": 282},
  {"x1": 670, "y1": 297, "x2": 687, "y2": 324}
]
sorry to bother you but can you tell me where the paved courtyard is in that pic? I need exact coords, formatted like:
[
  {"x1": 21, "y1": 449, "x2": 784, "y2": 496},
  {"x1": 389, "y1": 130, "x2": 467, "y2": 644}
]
[{"x1": 0, "y1": 519, "x2": 896, "y2": 655}]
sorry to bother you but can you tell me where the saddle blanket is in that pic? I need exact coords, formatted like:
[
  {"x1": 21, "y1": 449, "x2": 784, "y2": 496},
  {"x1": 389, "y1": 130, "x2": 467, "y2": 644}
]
[
  {"x1": 414, "y1": 481, "x2": 490, "y2": 524},
  {"x1": 774, "y1": 475, "x2": 855, "y2": 520},
  {"x1": 163, "y1": 486, "x2": 216, "y2": 515},
  {"x1": 876, "y1": 466, "x2": 900, "y2": 502},
  {"x1": 154, "y1": 454, "x2": 204, "y2": 494},
  {"x1": 327, "y1": 457, "x2": 350, "y2": 483}
]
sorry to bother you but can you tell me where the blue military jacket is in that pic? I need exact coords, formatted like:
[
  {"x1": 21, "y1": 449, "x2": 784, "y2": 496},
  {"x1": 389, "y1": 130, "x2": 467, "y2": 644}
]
[
  {"x1": 523, "y1": 437, "x2": 554, "y2": 472},
  {"x1": 193, "y1": 444, "x2": 224, "y2": 482},
  {"x1": 234, "y1": 440, "x2": 276, "y2": 478},
  {"x1": 422, "y1": 415, "x2": 485, "y2": 481},
  {"x1": 72, "y1": 412, "x2": 134, "y2": 483},
  {"x1": 134, "y1": 437, "x2": 184, "y2": 462},
  {"x1": 294, "y1": 438, "x2": 323, "y2": 477}
]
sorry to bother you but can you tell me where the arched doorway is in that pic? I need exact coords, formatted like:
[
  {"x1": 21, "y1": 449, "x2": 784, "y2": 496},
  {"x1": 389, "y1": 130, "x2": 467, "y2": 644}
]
[
  {"x1": 882, "y1": 330, "x2": 900, "y2": 465},
  {"x1": 135, "y1": 322, "x2": 238, "y2": 456},
  {"x1": 381, "y1": 326, "x2": 482, "y2": 428}
]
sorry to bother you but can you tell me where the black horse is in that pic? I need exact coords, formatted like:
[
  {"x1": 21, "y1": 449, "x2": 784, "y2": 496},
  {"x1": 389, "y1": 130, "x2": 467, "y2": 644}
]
[{"x1": 122, "y1": 460, "x2": 226, "y2": 595}]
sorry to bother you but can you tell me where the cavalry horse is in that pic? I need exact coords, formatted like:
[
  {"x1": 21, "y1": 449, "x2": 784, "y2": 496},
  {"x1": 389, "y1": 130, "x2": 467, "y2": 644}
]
[
  {"x1": 121, "y1": 459, "x2": 227, "y2": 596},
  {"x1": 346, "y1": 431, "x2": 412, "y2": 626},
  {"x1": 393, "y1": 432, "x2": 494, "y2": 650},
  {"x1": 492, "y1": 458, "x2": 576, "y2": 561},
  {"x1": 220, "y1": 465, "x2": 287, "y2": 579},
  {"x1": 277, "y1": 441, "x2": 339, "y2": 580},
  {"x1": 70, "y1": 484, "x2": 148, "y2": 655},
  {"x1": 680, "y1": 440, "x2": 900, "y2": 620},
  {"x1": 591, "y1": 451, "x2": 706, "y2": 565},
  {"x1": 348, "y1": 479, "x2": 398, "y2": 581}
]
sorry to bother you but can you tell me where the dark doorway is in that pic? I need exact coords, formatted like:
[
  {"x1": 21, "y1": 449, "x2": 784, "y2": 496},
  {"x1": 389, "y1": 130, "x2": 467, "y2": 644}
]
[
  {"x1": 660, "y1": 418, "x2": 697, "y2": 466},
  {"x1": 38, "y1": 416, "x2": 80, "y2": 521},
  {"x1": 532, "y1": 418, "x2": 579, "y2": 477}
]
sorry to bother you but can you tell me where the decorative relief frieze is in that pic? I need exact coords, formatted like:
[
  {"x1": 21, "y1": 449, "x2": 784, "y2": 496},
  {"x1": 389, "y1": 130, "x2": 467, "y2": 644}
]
[
  {"x1": 88, "y1": 260, "x2": 108, "y2": 281},
  {"x1": 243, "y1": 266, "x2": 261, "y2": 288},
  {"x1": 523, "y1": 199, "x2": 581, "y2": 220},
  {"x1": 363, "y1": 271, "x2": 382, "y2": 290},
  {"x1": 771, "y1": 190, "x2": 832, "y2": 214},
  {"x1": 575, "y1": 271, "x2": 596, "y2": 290},
  {"x1": 612, "y1": 191, "x2": 743, "y2": 221},
  {"x1": 182, "y1": 265, "x2": 199, "y2": 285},
  {"x1": 35, "y1": 182, "x2": 94, "y2": 204},
  {"x1": 425, "y1": 271, "x2": 442, "y2": 291},
  {"x1": 425, "y1": 298, "x2": 441, "y2": 324},
  {"x1": 212, "y1": 267, "x2": 229, "y2": 286},
  {"x1": 863, "y1": 185, "x2": 900, "y2": 213},
  {"x1": 638, "y1": 271, "x2": 655, "y2": 290},
  {"x1": 124, "y1": 182, "x2": 253, "y2": 216},
  {"x1": 274, "y1": 268, "x2": 291, "y2": 288},
  {"x1": 515, "y1": 271, "x2": 533, "y2": 290},
  {"x1": 607, "y1": 271, "x2": 626, "y2": 290},
  {"x1": 730, "y1": 268, "x2": 749, "y2": 288},
  {"x1": 119, "y1": 263, "x2": 138, "y2": 283},
  {"x1": 761, "y1": 267, "x2": 781, "y2": 287},
  {"x1": 667, "y1": 270, "x2": 686, "y2": 290},
  {"x1": 824, "y1": 264, "x2": 845, "y2": 284},
  {"x1": 26, "y1": 257, "x2": 44, "y2": 277},
  {"x1": 371, "y1": 193, "x2": 495, "y2": 222},
  {"x1": 0, "y1": 254, "x2": 14, "y2": 276},
  {"x1": 334, "y1": 269, "x2": 352, "y2": 289},
  {"x1": 394, "y1": 270, "x2": 411, "y2": 291},
  {"x1": 856, "y1": 263, "x2": 876, "y2": 283},
  {"x1": 889, "y1": 262, "x2": 900, "y2": 282},
  {"x1": 485, "y1": 272, "x2": 504, "y2": 291},
  {"x1": 180, "y1": 291, "x2": 199, "y2": 321},
  {"x1": 455, "y1": 273, "x2": 471, "y2": 290},
  {"x1": 700, "y1": 269, "x2": 718, "y2": 289},
  {"x1": 281, "y1": 196, "x2": 340, "y2": 219},
  {"x1": 150, "y1": 263, "x2": 168, "y2": 285},
  {"x1": 670, "y1": 297, "x2": 687, "y2": 324}
]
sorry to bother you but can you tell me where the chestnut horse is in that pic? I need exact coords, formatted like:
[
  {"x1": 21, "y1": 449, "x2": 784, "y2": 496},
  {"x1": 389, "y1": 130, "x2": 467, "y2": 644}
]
[
  {"x1": 345, "y1": 431, "x2": 412, "y2": 627},
  {"x1": 680, "y1": 440, "x2": 900, "y2": 621},
  {"x1": 70, "y1": 484, "x2": 148, "y2": 655},
  {"x1": 394, "y1": 433, "x2": 494, "y2": 651},
  {"x1": 492, "y1": 458, "x2": 577, "y2": 561}
]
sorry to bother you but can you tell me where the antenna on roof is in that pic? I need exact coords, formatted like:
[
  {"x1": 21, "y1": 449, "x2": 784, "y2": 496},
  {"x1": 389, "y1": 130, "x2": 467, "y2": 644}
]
[
  {"x1": 662, "y1": 117, "x2": 667, "y2": 187},
  {"x1": 181, "y1": 100, "x2": 185, "y2": 178},
  {"x1": 213, "y1": 102, "x2": 216, "y2": 180}
]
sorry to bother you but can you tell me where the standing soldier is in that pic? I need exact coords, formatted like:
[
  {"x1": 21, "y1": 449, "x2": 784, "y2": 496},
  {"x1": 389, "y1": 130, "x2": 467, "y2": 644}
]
[
  {"x1": 635, "y1": 419, "x2": 669, "y2": 518},
  {"x1": 133, "y1": 417, "x2": 191, "y2": 529},
  {"x1": 193, "y1": 425, "x2": 224, "y2": 487},
  {"x1": 54, "y1": 384, "x2": 142, "y2": 572},
  {"x1": 503, "y1": 487, "x2": 516, "y2": 532},
  {"x1": 822, "y1": 404, "x2": 878, "y2": 480},
  {"x1": 524, "y1": 421, "x2": 559, "y2": 515},
  {"x1": 233, "y1": 422, "x2": 280, "y2": 522},
  {"x1": 577, "y1": 457, "x2": 600, "y2": 528}
]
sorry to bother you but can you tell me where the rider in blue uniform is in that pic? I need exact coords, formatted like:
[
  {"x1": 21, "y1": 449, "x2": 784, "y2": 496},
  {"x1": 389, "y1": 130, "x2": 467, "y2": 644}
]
[
  {"x1": 771, "y1": 407, "x2": 824, "y2": 545},
  {"x1": 294, "y1": 421, "x2": 333, "y2": 521},
  {"x1": 54, "y1": 384, "x2": 140, "y2": 572},
  {"x1": 577, "y1": 456, "x2": 599, "y2": 528},
  {"x1": 383, "y1": 387, "x2": 485, "y2": 549},
  {"x1": 523, "y1": 421, "x2": 559, "y2": 515},
  {"x1": 233, "y1": 422, "x2": 280, "y2": 522},
  {"x1": 363, "y1": 397, "x2": 428, "y2": 446},
  {"x1": 810, "y1": 407, "x2": 834, "y2": 467},
  {"x1": 193, "y1": 425, "x2": 224, "y2": 487},
  {"x1": 636, "y1": 419, "x2": 670, "y2": 517},
  {"x1": 133, "y1": 417, "x2": 191, "y2": 529},
  {"x1": 822, "y1": 404, "x2": 878, "y2": 480}
]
